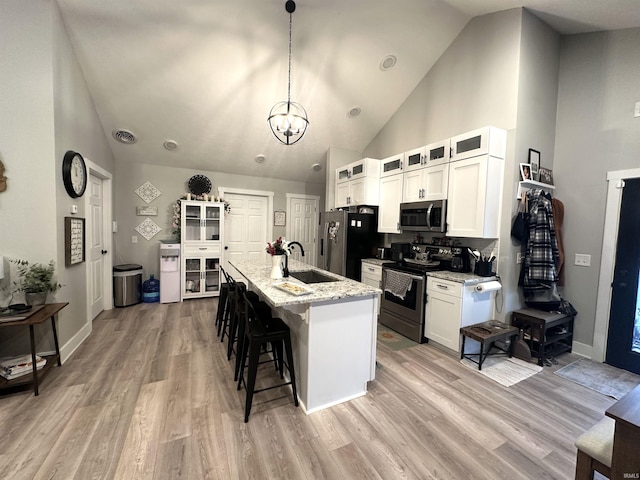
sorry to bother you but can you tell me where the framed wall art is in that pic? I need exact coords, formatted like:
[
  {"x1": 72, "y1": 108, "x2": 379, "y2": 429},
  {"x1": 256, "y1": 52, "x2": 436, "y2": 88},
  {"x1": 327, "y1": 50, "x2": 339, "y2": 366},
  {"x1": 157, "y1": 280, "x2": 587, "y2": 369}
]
[
  {"x1": 528, "y1": 148, "x2": 540, "y2": 181},
  {"x1": 65, "y1": 217, "x2": 85, "y2": 266},
  {"x1": 274, "y1": 210, "x2": 286, "y2": 226},
  {"x1": 519, "y1": 163, "x2": 532, "y2": 181},
  {"x1": 538, "y1": 168, "x2": 554, "y2": 185}
]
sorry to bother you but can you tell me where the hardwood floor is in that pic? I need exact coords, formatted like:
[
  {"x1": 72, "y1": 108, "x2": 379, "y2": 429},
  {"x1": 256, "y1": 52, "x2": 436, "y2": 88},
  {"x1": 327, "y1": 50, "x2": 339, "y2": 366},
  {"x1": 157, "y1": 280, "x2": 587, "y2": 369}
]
[{"x1": 0, "y1": 299, "x2": 615, "y2": 479}]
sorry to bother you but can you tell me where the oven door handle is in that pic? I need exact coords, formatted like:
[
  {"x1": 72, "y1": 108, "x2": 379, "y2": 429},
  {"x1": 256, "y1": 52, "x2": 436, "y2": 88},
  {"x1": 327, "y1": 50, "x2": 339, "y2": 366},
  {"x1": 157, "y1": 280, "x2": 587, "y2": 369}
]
[{"x1": 384, "y1": 270, "x2": 424, "y2": 282}]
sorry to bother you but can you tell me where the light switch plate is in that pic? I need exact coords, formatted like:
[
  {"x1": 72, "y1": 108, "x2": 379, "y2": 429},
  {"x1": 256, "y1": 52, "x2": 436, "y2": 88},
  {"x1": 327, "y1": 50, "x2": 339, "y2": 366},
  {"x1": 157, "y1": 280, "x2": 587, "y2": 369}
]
[
  {"x1": 635, "y1": 101, "x2": 640, "y2": 118},
  {"x1": 574, "y1": 253, "x2": 591, "y2": 266}
]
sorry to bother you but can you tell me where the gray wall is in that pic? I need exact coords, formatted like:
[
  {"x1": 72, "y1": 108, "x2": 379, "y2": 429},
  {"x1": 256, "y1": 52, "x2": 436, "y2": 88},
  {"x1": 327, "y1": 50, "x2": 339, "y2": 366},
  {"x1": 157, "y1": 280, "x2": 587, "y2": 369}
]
[
  {"x1": 364, "y1": 9, "x2": 522, "y2": 159},
  {"x1": 113, "y1": 161, "x2": 324, "y2": 277},
  {"x1": 0, "y1": 1, "x2": 115, "y2": 356},
  {"x1": 554, "y1": 28, "x2": 640, "y2": 346}
]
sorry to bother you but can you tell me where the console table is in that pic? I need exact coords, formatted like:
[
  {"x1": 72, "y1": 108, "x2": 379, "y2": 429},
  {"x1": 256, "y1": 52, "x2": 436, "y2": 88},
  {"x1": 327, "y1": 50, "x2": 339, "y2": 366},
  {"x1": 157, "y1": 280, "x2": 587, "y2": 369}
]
[{"x1": 0, "y1": 302, "x2": 67, "y2": 396}]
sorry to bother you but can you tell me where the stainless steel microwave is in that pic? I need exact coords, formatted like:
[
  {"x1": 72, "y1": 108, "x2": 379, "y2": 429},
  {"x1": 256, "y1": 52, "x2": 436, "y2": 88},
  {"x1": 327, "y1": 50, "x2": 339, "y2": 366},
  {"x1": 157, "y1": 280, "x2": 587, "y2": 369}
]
[{"x1": 399, "y1": 200, "x2": 447, "y2": 232}]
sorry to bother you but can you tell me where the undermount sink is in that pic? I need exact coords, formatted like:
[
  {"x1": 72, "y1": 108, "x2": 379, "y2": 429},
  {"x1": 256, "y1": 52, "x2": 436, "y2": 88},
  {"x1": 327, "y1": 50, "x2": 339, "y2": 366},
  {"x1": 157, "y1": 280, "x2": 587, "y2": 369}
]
[{"x1": 288, "y1": 270, "x2": 339, "y2": 284}]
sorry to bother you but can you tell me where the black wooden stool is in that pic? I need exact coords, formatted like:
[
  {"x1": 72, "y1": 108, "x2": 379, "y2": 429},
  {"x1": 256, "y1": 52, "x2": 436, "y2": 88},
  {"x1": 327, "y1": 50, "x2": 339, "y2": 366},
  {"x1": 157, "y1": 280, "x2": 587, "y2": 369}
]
[
  {"x1": 460, "y1": 320, "x2": 519, "y2": 370},
  {"x1": 237, "y1": 291, "x2": 298, "y2": 422}
]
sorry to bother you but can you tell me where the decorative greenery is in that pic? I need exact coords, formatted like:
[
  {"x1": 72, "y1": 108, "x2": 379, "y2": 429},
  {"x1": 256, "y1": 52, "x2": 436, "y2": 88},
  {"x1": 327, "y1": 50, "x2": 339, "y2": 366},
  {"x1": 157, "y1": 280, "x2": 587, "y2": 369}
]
[
  {"x1": 266, "y1": 237, "x2": 290, "y2": 256},
  {"x1": 10, "y1": 259, "x2": 62, "y2": 294}
]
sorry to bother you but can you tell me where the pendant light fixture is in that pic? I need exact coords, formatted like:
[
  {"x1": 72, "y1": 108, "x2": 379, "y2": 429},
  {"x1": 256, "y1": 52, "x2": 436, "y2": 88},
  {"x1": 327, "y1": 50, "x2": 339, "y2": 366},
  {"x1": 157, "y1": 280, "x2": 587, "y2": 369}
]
[{"x1": 268, "y1": 0, "x2": 309, "y2": 145}]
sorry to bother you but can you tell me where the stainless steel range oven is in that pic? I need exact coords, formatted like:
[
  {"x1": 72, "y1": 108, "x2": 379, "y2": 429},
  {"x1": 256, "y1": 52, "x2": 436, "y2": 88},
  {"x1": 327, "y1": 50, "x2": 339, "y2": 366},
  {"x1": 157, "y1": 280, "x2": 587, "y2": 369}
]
[{"x1": 379, "y1": 263, "x2": 429, "y2": 343}]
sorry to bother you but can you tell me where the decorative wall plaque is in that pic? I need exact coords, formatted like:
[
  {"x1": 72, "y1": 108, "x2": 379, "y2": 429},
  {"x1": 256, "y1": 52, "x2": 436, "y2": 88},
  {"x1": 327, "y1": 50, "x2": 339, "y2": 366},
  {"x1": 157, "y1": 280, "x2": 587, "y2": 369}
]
[
  {"x1": 136, "y1": 206, "x2": 158, "y2": 216},
  {"x1": 135, "y1": 218, "x2": 162, "y2": 240},
  {"x1": 135, "y1": 181, "x2": 161, "y2": 204},
  {"x1": 65, "y1": 217, "x2": 85, "y2": 266}
]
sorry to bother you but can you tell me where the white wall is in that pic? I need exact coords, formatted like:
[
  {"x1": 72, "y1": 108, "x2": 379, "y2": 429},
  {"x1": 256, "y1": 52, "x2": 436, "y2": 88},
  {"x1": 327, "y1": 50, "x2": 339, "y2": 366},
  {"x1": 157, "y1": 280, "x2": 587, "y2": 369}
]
[{"x1": 554, "y1": 28, "x2": 640, "y2": 346}]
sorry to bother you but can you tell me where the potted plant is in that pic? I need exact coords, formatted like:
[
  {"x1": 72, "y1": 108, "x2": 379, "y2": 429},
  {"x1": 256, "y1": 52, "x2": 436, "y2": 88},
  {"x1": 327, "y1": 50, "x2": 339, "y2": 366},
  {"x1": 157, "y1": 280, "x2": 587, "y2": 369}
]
[{"x1": 10, "y1": 259, "x2": 62, "y2": 305}]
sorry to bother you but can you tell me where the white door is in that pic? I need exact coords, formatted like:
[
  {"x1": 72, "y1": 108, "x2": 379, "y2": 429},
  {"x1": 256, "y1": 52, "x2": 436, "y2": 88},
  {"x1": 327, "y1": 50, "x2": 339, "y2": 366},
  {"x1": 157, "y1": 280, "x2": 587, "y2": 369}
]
[
  {"x1": 221, "y1": 190, "x2": 271, "y2": 279},
  {"x1": 286, "y1": 194, "x2": 319, "y2": 266},
  {"x1": 88, "y1": 173, "x2": 105, "y2": 319}
]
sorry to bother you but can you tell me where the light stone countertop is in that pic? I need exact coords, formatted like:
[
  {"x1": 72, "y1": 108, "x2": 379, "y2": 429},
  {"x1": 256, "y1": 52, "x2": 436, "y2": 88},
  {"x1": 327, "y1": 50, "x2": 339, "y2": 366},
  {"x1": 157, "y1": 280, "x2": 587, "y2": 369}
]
[
  {"x1": 361, "y1": 258, "x2": 394, "y2": 267},
  {"x1": 426, "y1": 270, "x2": 498, "y2": 285},
  {"x1": 362, "y1": 258, "x2": 498, "y2": 285},
  {"x1": 230, "y1": 258, "x2": 381, "y2": 308}
]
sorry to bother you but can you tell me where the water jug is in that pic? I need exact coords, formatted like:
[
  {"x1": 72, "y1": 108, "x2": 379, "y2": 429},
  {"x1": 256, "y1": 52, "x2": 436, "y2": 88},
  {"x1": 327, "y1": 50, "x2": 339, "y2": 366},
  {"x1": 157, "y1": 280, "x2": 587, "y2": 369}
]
[{"x1": 142, "y1": 274, "x2": 160, "y2": 303}]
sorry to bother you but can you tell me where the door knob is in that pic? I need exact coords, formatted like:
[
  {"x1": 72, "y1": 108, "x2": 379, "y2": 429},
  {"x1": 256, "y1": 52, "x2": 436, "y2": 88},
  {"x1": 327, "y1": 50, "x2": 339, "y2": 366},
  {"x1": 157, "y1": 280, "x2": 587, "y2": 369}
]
[
  {"x1": 224, "y1": 246, "x2": 228, "y2": 250},
  {"x1": 101, "y1": 249, "x2": 108, "y2": 255}
]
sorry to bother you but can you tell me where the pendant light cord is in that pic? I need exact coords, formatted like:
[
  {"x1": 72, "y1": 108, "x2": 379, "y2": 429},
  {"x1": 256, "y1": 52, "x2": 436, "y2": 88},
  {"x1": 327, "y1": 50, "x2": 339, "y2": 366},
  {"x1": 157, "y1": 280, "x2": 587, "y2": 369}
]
[{"x1": 287, "y1": 11, "x2": 292, "y2": 105}]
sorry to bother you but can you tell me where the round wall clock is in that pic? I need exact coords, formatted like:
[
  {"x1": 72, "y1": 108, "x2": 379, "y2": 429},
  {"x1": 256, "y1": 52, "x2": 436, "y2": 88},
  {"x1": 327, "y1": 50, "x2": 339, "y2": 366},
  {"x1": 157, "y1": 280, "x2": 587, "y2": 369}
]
[
  {"x1": 188, "y1": 174, "x2": 212, "y2": 195},
  {"x1": 62, "y1": 150, "x2": 87, "y2": 198}
]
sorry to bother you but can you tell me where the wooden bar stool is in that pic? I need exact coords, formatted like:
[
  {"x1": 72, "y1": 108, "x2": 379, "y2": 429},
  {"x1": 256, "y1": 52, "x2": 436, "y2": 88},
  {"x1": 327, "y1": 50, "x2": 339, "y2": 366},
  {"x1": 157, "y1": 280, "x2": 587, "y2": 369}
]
[{"x1": 237, "y1": 290, "x2": 298, "y2": 422}]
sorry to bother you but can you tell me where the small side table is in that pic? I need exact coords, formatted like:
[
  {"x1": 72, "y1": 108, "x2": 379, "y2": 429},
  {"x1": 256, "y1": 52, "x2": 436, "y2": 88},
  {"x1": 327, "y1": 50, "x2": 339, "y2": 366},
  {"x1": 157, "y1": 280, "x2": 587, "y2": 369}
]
[
  {"x1": 510, "y1": 308, "x2": 574, "y2": 366},
  {"x1": 460, "y1": 320, "x2": 519, "y2": 370},
  {"x1": 0, "y1": 302, "x2": 68, "y2": 396}
]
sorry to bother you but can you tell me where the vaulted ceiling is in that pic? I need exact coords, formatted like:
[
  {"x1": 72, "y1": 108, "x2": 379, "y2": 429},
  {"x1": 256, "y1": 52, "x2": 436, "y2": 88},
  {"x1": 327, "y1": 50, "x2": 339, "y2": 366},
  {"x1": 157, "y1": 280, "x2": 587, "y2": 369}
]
[{"x1": 56, "y1": 0, "x2": 640, "y2": 184}]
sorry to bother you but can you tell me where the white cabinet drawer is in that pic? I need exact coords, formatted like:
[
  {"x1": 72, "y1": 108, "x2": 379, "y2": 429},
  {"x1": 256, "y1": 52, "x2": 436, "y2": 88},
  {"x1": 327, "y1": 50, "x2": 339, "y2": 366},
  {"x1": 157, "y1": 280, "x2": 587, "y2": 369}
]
[
  {"x1": 183, "y1": 244, "x2": 221, "y2": 255},
  {"x1": 427, "y1": 277, "x2": 462, "y2": 297},
  {"x1": 361, "y1": 263, "x2": 382, "y2": 277}
]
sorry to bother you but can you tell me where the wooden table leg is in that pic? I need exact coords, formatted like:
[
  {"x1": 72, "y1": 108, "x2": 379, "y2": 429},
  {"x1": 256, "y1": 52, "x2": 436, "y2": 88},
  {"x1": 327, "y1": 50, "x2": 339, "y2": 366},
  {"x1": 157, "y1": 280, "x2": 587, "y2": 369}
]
[
  {"x1": 28, "y1": 325, "x2": 39, "y2": 396},
  {"x1": 50, "y1": 315, "x2": 62, "y2": 366}
]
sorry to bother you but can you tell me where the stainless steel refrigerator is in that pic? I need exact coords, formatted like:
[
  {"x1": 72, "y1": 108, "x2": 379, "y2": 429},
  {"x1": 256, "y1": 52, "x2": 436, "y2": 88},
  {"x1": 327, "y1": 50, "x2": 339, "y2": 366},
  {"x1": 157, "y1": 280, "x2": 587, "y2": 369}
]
[{"x1": 321, "y1": 209, "x2": 382, "y2": 281}]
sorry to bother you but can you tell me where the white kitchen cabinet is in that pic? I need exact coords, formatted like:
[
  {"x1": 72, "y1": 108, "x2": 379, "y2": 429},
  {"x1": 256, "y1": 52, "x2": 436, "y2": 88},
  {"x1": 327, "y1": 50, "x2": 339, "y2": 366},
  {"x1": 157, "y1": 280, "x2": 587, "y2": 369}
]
[
  {"x1": 378, "y1": 173, "x2": 403, "y2": 233},
  {"x1": 361, "y1": 261, "x2": 383, "y2": 314},
  {"x1": 424, "y1": 277, "x2": 493, "y2": 353},
  {"x1": 403, "y1": 146, "x2": 426, "y2": 173},
  {"x1": 450, "y1": 126, "x2": 506, "y2": 162},
  {"x1": 181, "y1": 201, "x2": 224, "y2": 299},
  {"x1": 380, "y1": 153, "x2": 405, "y2": 178},
  {"x1": 446, "y1": 155, "x2": 503, "y2": 238},
  {"x1": 334, "y1": 158, "x2": 380, "y2": 207},
  {"x1": 402, "y1": 163, "x2": 449, "y2": 202}
]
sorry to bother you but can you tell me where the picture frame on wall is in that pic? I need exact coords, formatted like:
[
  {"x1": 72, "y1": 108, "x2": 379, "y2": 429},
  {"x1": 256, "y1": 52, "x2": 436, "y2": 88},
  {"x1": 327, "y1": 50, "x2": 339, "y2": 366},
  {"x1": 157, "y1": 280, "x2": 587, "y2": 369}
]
[
  {"x1": 65, "y1": 217, "x2": 85, "y2": 266},
  {"x1": 519, "y1": 163, "x2": 532, "y2": 181},
  {"x1": 274, "y1": 210, "x2": 286, "y2": 226},
  {"x1": 528, "y1": 148, "x2": 540, "y2": 181},
  {"x1": 538, "y1": 167, "x2": 554, "y2": 185}
]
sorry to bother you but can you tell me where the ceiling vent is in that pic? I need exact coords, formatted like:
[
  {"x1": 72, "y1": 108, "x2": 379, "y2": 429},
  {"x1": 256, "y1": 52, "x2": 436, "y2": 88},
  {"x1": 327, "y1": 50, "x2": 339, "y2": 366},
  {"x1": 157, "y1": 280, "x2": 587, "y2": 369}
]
[{"x1": 112, "y1": 129, "x2": 137, "y2": 144}]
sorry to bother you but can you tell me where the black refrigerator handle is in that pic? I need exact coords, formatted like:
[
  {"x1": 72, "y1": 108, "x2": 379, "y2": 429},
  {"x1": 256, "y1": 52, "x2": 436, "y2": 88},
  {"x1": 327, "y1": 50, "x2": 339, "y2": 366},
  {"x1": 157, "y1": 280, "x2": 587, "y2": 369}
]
[{"x1": 320, "y1": 238, "x2": 324, "y2": 256}]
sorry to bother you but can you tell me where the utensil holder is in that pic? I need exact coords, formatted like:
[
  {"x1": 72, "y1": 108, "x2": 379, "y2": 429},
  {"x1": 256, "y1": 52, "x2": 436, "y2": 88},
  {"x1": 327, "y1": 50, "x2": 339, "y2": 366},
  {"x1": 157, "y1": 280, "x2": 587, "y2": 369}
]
[{"x1": 475, "y1": 261, "x2": 494, "y2": 277}]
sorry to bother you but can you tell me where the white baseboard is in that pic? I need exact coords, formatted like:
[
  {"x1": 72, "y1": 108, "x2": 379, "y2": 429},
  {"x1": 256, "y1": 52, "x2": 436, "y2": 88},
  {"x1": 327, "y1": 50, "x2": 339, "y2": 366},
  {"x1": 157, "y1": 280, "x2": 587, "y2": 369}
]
[
  {"x1": 571, "y1": 340, "x2": 592, "y2": 359},
  {"x1": 59, "y1": 320, "x2": 93, "y2": 364}
]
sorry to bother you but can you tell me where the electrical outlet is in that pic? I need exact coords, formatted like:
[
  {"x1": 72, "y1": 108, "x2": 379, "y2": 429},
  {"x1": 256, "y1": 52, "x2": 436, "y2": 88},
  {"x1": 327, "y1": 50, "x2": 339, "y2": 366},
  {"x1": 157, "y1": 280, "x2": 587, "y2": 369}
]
[
  {"x1": 574, "y1": 253, "x2": 591, "y2": 267},
  {"x1": 516, "y1": 253, "x2": 523, "y2": 264},
  {"x1": 132, "y1": 235, "x2": 138, "y2": 244}
]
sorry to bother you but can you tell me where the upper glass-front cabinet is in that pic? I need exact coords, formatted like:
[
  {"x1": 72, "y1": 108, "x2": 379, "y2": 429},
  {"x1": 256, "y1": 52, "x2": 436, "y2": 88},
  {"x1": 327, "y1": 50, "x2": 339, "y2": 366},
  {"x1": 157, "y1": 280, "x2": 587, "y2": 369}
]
[{"x1": 182, "y1": 201, "x2": 222, "y2": 243}]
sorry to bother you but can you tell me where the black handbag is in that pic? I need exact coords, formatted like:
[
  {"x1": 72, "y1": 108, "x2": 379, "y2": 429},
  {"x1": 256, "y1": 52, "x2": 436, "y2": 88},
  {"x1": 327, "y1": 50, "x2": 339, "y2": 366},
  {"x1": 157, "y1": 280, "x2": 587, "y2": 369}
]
[{"x1": 511, "y1": 194, "x2": 529, "y2": 244}]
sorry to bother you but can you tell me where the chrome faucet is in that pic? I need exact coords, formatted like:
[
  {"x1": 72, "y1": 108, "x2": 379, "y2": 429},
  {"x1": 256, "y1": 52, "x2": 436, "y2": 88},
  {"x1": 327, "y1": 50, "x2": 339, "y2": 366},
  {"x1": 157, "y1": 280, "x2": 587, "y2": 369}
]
[{"x1": 283, "y1": 241, "x2": 305, "y2": 277}]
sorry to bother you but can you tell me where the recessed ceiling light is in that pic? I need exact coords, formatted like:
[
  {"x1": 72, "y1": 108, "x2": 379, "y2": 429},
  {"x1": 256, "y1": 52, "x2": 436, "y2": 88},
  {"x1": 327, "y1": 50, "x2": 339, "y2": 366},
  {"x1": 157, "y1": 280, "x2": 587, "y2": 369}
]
[
  {"x1": 380, "y1": 54, "x2": 397, "y2": 71},
  {"x1": 347, "y1": 106, "x2": 362, "y2": 118},
  {"x1": 312, "y1": 163, "x2": 322, "y2": 172},
  {"x1": 255, "y1": 154, "x2": 266, "y2": 164},
  {"x1": 163, "y1": 140, "x2": 178, "y2": 151},
  {"x1": 112, "y1": 129, "x2": 137, "y2": 144}
]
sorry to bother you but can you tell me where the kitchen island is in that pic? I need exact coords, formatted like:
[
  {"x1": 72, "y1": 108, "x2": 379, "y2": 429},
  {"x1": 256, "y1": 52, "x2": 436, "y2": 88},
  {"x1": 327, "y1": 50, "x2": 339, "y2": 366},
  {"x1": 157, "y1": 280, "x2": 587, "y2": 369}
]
[{"x1": 229, "y1": 258, "x2": 380, "y2": 414}]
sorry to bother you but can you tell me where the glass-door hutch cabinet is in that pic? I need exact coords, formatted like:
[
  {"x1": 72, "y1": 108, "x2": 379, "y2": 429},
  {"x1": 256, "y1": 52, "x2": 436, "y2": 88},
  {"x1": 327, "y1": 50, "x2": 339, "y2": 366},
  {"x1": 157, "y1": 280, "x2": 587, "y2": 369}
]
[{"x1": 180, "y1": 201, "x2": 224, "y2": 300}]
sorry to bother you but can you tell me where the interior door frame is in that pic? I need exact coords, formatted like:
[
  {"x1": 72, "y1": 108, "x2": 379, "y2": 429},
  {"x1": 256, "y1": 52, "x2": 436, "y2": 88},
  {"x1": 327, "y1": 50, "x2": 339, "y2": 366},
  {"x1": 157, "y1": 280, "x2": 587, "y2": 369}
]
[
  {"x1": 286, "y1": 193, "x2": 320, "y2": 266},
  {"x1": 593, "y1": 167, "x2": 640, "y2": 362},
  {"x1": 83, "y1": 159, "x2": 113, "y2": 326}
]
